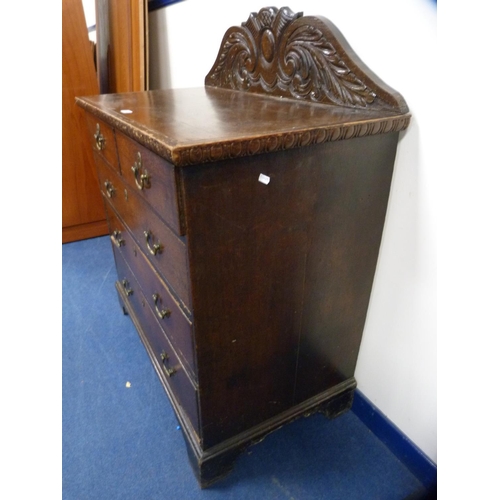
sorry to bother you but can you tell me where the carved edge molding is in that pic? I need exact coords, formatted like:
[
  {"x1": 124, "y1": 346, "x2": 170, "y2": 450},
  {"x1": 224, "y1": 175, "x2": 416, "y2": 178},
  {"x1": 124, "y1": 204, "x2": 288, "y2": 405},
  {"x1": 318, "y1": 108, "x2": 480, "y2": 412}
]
[
  {"x1": 206, "y1": 7, "x2": 409, "y2": 113},
  {"x1": 173, "y1": 114, "x2": 411, "y2": 167},
  {"x1": 76, "y1": 97, "x2": 410, "y2": 167}
]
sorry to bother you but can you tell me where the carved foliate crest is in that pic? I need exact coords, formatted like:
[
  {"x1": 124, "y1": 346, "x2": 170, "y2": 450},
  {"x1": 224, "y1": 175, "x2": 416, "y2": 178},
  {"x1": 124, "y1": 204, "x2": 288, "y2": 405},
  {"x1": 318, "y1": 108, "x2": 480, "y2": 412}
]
[{"x1": 206, "y1": 7, "x2": 407, "y2": 112}]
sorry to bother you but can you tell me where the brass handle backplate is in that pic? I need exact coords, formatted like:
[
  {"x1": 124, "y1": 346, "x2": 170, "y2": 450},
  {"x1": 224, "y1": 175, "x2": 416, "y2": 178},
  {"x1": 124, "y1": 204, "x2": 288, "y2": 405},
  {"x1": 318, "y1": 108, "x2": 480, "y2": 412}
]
[
  {"x1": 104, "y1": 180, "x2": 115, "y2": 198},
  {"x1": 153, "y1": 293, "x2": 171, "y2": 319},
  {"x1": 94, "y1": 123, "x2": 106, "y2": 151},
  {"x1": 144, "y1": 230, "x2": 162, "y2": 255},
  {"x1": 160, "y1": 350, "x2": 176, "y2": 377},
  {"x1": 110, "y1": 230, "x2": 124, "y2": 248},
  {"x1": 121, "y1": 279, "x2": 133, "y2": 296},
  {"x1": 131, "y1": 152, "x2": 151, "y2": 190}
]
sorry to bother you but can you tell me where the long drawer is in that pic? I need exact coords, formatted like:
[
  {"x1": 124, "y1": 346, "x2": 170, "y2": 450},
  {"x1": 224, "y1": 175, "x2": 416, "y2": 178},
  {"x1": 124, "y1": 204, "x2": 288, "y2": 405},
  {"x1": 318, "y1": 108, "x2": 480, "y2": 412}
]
[
  {"x1": 113, "y1": 248, "x2": 200, "y2": 438},
  {"x1": 95, "y1": 153, "x2": 192, "y2": 311},
  {"x1": 104, "y1": 199, "x2": 197, "y2": 379}
]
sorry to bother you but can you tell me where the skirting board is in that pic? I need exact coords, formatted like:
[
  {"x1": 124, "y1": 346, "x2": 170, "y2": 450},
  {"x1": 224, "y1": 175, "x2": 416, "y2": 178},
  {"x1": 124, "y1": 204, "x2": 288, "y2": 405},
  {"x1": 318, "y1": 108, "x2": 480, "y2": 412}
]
[{"x1": 351, "y1": 390, "x2": 437, "y2": 491}]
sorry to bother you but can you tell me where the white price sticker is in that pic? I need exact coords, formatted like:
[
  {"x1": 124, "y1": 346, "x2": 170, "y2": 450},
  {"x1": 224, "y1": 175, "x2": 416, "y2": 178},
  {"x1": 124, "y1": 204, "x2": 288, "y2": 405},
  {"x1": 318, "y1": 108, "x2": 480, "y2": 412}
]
[{"x1": 258, "y1": 173, "x2": 270, "y2": 185}]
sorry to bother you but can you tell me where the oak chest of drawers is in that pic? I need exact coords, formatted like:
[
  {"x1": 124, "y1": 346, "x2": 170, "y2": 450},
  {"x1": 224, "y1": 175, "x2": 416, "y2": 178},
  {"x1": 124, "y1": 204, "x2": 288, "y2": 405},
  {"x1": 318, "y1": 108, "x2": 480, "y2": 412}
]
[{"x1": 76, "y1": 7, "x2": 410, "y2": 487}]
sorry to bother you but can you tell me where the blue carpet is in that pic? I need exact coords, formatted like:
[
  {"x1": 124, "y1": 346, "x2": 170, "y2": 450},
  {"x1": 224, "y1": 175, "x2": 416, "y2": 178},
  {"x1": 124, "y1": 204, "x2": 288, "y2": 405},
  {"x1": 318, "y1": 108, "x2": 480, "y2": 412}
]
[{"x1": 62, "y1": 236, "x2": 431, "y2": 499}]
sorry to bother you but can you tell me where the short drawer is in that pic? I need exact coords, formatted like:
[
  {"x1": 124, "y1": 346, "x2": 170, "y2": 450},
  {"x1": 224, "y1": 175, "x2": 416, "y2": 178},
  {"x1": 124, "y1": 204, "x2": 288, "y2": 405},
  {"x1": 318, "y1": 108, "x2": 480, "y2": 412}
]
[
  {"x1": 86, "y1": 114, "x2": 120, "y2": 172},
  {"x1": 95, "y1": 154, "x2": 192, "y2": 311},
  {"x1": 104, "y1": 199, "x2": 197, "y2": 379},
  {"x1": 116, "y1": 131, "x2": 184, "y2": 235}
]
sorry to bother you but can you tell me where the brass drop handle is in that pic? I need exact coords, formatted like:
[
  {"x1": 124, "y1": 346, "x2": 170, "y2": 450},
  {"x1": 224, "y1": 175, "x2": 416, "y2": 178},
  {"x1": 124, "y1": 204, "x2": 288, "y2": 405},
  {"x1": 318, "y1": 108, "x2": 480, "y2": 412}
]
[
  {"x1": 160, "y1": 350, "x2": 176, "y2": 377},
  {"x1": 110, "y1": 230, "x2": 124, "y2": 248},
  {"x1": 104, "y1": 180, "x2": 115, "y2": 198},
  {"x1": 144, "y1": 230, "x2": 162, "y2": 255},
  {"x1": 131, "y1": 152, "x2": 151, "y2": 190},
  {"x1": 121, "y1": 279, "x2": 133, "y2": 296},
  {"x1": 94, "y1": 123, "x2": 106, "y2": 151},
  {"x1": 153, "y1": 293, "x2": 171, "y2": 319}
]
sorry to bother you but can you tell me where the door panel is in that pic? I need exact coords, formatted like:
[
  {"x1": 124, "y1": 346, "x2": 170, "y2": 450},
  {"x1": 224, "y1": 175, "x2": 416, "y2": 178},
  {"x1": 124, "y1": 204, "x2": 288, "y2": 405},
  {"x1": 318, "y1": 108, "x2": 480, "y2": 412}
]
[{"x1": 96, "y1": 0, "x2": 148, "y2": 94}]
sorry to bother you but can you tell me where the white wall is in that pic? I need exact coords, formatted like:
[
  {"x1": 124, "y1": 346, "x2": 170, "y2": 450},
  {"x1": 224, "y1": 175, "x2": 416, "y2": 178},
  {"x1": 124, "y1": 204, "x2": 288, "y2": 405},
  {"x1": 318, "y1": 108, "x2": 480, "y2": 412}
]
[
  {"x1": 149, "y1": 0, "x2": 437, "y2": 463},
  {"x1": 81, "y1": 0, "x2": 97, "y2": 42}
]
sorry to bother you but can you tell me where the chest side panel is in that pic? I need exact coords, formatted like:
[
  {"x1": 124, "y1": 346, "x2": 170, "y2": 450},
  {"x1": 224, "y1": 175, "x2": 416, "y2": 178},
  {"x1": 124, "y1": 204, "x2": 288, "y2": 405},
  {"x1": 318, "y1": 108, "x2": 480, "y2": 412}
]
[
  {"x1": 182, "y1": 133, "x2": 398, "y2": 447},
  {"x1": 182, "y1": 148, "x2": 317, "y2": 447},
  {"x1": 293, "y1": 133, "x2": 398, "y2": 403}
]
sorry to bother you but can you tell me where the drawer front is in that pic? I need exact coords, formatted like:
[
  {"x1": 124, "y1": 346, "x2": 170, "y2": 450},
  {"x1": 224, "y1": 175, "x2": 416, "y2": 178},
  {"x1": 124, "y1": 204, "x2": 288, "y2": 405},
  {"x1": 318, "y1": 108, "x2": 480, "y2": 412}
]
[
  {"x1": 116, "y1": 131, "x2": 183, "y2": 235},
  {"x1": 112, "y1": 249, "x2": 200, "y2": 438},
  {"x1": 135, "y1": 288, "x2": 200, "y2": 437},
  {"x1": 104, "y1": 200, "x2": 128, "y2": 254},
  {"x1": 104, "y1": 199, "x2": 197, "y2": 379},
  {"x1": 113, "y1": 244, "x2": 142, "y2": 315},
  {"x1": 104, "y1": 197, "x2": 142, "y2": 273},
  {"x1": 86, "y1": 115, "x2": 120, "y2": 172},
  {"x1": 95, "y1": 154, "x2": 192, "y2": 311}
]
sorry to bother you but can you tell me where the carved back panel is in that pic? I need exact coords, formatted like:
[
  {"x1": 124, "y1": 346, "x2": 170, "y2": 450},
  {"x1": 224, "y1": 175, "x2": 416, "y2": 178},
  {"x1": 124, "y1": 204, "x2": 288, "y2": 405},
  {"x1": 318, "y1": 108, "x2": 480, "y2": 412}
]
[{"x1": 206, "y1": 7, "x2": 408, "y2": 113}]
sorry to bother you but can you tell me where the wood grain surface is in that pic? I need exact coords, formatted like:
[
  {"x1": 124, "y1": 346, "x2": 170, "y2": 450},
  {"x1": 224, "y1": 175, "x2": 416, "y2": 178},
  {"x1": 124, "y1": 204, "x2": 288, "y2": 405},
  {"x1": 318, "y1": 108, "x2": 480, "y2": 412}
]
[{"x1": 62, "y1": 0, "x2": 106, "y2": 242}]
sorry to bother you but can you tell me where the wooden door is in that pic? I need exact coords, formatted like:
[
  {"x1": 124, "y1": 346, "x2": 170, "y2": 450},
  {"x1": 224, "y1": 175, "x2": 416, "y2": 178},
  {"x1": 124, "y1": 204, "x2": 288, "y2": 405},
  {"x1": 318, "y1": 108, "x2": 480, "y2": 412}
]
[
  {"x1": 96, "y1": 0, "x2": 148, "y2": 94},
  {"x1": 62, "y1": 0, "x2": 148, "y2": 243},
  {"x1": 62, "y1": 0, "x2": 107, "y2": 243}
]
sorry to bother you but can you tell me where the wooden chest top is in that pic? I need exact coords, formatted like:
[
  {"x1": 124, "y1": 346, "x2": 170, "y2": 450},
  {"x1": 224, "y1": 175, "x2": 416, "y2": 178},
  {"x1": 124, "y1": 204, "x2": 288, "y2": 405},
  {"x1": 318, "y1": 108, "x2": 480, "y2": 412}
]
[{"x1": 77, "y1": 87, "x2": 410, "y2": 167}]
